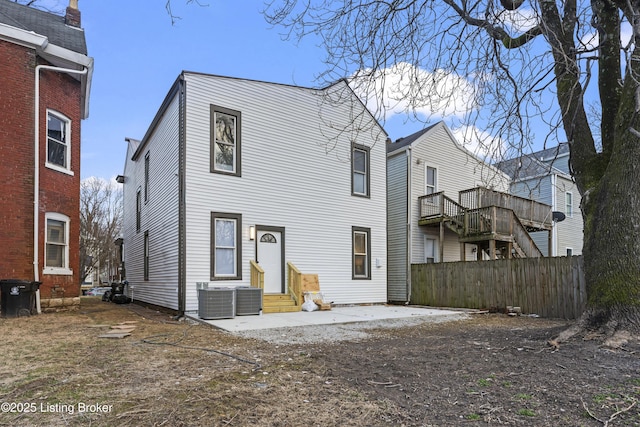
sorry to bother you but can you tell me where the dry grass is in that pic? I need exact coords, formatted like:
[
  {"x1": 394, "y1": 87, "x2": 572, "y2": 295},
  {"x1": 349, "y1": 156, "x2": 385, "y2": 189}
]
[{"x1": 0, "y1": 298, "x2": 387, "y2": 426}]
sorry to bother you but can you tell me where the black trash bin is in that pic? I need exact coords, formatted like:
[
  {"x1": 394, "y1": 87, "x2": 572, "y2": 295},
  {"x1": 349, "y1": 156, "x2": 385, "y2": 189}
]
[{"x1": 0, "y1": 279, "x2": 41, "y2": 318}]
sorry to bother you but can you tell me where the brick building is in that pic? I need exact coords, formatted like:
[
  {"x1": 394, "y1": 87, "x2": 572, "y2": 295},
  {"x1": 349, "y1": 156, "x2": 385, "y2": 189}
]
[{"x1": 0, "y1": 0, "x2": 93, "y2": 311}]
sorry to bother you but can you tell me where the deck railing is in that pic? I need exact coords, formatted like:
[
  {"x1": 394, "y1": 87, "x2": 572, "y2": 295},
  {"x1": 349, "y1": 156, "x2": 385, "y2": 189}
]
[
  {"x1": 250, "y1": 260, "x2": 264, "y2": 289},
  {"x1": 466, "y1": 206, "x2": 542, "y2": 257},
  {"x1": 287, "y1": 262, "x2": 302, "y2": 307},
  {"x1": 419, "y1": 192, "x2": 466, "y2": 227},
  {"x1": 459, "y1": 187, "x2": 552, "y2": 230}
]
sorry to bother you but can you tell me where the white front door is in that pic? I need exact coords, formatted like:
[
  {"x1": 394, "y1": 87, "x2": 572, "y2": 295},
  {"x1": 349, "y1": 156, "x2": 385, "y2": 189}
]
[{"x1": 257, "y1": 229, "x2": 283, "y2": 293}]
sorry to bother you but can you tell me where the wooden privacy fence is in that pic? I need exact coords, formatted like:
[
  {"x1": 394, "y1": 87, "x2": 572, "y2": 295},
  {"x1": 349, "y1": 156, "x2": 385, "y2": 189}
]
[{"x1": 411, "y1": 256, "x2": 586, "y2": 319}]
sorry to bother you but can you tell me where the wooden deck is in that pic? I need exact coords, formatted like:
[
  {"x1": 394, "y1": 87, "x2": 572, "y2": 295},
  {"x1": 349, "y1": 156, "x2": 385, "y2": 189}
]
[{"x1": 418, "y1": 187, "x2": 552, "y2": 259}]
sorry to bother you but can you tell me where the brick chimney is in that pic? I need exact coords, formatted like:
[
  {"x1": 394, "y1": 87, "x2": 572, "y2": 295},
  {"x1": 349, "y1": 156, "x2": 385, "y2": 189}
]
[{"x1": 65, "y1": 0, "x2": 81, "y2": 28}]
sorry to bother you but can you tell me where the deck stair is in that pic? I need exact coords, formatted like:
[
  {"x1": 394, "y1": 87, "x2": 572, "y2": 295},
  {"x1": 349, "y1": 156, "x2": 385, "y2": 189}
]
[
  {"x1": 262, "y1": 293, "x2": 300, "y2": 313},
  {"x1": 418, "y1": 187, "x2": 551, "y2": 259}
]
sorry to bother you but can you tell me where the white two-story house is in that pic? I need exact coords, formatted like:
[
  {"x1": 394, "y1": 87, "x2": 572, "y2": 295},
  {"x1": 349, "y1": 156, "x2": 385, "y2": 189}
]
[
  {"x1": 387, "y1": 122, "x2": 553, "y2": 303},
  {"x1": 120, "y1": 72, "x2": 387, "y2": 316}
]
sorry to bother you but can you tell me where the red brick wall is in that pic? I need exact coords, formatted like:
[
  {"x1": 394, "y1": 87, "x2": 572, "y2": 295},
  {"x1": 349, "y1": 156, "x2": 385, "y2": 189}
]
[{"x1": 0, "y1": 40, "x2": 82, "y2": 300}]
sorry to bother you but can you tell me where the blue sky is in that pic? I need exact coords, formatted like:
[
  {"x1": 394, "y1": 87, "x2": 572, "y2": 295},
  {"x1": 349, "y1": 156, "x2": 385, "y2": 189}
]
[{"x1": 77, "y1": 1, "x2": 425, "y2": 180}]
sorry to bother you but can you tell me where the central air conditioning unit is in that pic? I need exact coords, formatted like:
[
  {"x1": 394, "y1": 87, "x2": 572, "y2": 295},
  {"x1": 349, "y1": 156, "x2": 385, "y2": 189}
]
[
  {"x1": 198, "y1": 287, "x2": 235, "y2": 319},
  {"x1": 235, "y1": 287, "x2": 262, "y2": 316}
]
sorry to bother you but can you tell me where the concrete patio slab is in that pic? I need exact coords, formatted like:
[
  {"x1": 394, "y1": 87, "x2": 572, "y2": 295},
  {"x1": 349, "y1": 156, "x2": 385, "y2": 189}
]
[{"x1": 191, "y1": 305, "x2": 465, "y2": 332}]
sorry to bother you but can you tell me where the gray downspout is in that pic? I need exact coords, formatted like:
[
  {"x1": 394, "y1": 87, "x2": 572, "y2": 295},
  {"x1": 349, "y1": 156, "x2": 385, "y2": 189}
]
[
  {"x1": 406, "y1": 147, "x2": 412, "y2": 304},
  {"x1": 177, "y1": 76, "x2": 187, "y2": 315}
]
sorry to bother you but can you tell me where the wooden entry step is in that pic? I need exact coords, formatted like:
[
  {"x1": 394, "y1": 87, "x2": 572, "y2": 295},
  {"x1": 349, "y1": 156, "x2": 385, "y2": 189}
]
[{"x1": 263, "y1": 293, "x2": 300, "y2": 313}]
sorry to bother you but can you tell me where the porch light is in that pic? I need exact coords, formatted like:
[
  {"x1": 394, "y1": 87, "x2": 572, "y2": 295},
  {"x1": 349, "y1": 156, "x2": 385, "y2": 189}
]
[{"x1": 249, "y1": 225, "x2": 256, "y2": 240}]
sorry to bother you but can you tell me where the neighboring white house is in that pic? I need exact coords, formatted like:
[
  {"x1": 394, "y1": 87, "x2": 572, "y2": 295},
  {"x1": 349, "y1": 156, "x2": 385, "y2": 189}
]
[
  {"x1": 496, "y1": 143, "x2": 583, "y2": 257},
  {"x1": 386, "y1": 122, "x2": 553, "y2": 303},
  {"x1": 120, "y1": 72, "x2": 388, "y2": 315}
]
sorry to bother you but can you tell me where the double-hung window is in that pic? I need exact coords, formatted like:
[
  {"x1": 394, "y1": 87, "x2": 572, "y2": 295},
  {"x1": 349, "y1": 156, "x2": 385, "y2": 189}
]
[
  {"x1": 352, "y1": 144, "x2": 370, "y2": 197},
  {"x1": 144, "y1": 152, "x2": 150, "y2": 203},
  {"x1": 425, "y1": 166, "x2": 437, "y2": 195},
  {"x1": 136, "y1": 188, "x2": 141, "y2": 232},
  {"x1": 144, "y1": 231, "x2": 149, "y2": 281},
  {"x1": 565, "y1": 192, "x2": 573, "y2": 217},
  {"x1": 211, "y1": 213, "x2": 242, "y2": 280},
  {"x1": 352, "y1": 226, "x2": 371, "y2": 279},
  {"x1": 44, "y1": 213, "x2": 71, "y2": 275},
  {"x1": 46, "y1": 111, "x2": 72, "y2": 174},
  {"x1": 211, "y1": 105, "x2": 241, "y2": 176},
  {"x1": 424, "y1": 237, "x2": 437, "y2": 263}
]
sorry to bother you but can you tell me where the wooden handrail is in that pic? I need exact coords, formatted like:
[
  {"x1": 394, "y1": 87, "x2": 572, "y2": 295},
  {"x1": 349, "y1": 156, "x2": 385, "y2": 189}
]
[
  {"x1": 250, "y1": 260, "x2": 264, "y2": 289},
  {"x1": 286, "y1": 262, "x2": 302, "y2": 306},
  {"x1": 458, "y1": 187, "x2": 552, "y2": 230}
]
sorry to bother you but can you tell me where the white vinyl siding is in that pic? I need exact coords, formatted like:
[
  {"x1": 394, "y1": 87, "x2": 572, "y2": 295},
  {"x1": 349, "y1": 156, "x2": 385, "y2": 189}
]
[
  {"x1": 181, "y1": 74, "x2": 387, "y2": 311},
  {"x1": 386, "y1": 151, "x2": 409, "y2": 301},
  {"x1": 122, "y1": 94, "x2": 181, "y2": 310}
]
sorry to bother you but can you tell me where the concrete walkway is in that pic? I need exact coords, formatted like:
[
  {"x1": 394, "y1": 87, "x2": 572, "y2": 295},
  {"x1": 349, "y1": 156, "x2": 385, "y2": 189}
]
[{"x1": 192, "y1": 305, "x2": 466, "y2": 332}]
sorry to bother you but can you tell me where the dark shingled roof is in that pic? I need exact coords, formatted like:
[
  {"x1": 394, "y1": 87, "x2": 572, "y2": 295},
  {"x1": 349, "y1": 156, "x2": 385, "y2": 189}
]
[
  {"x1": 496, "y1": 143, "x2": 569, "y2": 180},
  {"x1": 386, "y1": 123, "x2": 438, "y2": 153},
  {"x1": 0, "y1": 0, "x2": 86, "y2": 55}
]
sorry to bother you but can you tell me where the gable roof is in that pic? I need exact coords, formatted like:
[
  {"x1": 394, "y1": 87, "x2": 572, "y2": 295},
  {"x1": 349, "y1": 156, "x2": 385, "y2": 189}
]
[
  {"x1": 496, "y1": 143, "x2": 570, "y2": 181},
  {"x1": 386, "y1": 124, "x2": 437, "y2": 153},
  {"x1": 0, "y1": 0, "x2": 86, "y2": 54}
]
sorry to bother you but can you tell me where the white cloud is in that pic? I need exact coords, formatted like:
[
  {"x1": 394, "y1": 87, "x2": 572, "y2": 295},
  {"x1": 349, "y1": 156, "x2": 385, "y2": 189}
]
[
  {"x1": 349, "y1": 62, "x2": 477, "y2": 121},
  {"x1": 579, "y1": 21, "x2": 633, "y2": 53},
  {"x1": 451, "y1": 125, "x2": 505, "y2": 163},
  {"x1": 500, "y1": 7, "x2": 539, "y2": 34}
]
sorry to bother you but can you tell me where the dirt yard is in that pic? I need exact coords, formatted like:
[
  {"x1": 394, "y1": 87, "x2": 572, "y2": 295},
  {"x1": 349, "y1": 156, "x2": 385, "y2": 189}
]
[{"x1": 0, "y1": 298, "x2": 639, "y2": 426}]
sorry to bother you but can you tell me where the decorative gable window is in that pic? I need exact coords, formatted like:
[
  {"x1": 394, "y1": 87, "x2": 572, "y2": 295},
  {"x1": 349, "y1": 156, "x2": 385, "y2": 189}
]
[
  {"x1": 211, "y1": 212, "x2": 242, "y2": 280},
  {"x1": 352, "y1": 143, "x2": 370, "y2": 197},
  {"x1": 352, "y1": 226, "x2": 371, "y2": 279},
  {"x1": 44, "y1": 213, "x2": 71, "y2": 275},
  {"x1": 46, "y1": 111, "x2": 72, "y2": 174},
  {"x1": 211, "y1": 105, "x2": 241, "y2": 176}
]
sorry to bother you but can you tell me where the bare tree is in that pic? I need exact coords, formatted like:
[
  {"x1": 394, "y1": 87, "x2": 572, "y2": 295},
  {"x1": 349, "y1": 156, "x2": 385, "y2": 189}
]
[
  {"x1": 264, "y1": 0, "x2": 640, "y2": 344},
  {"x1": 80, "y1": 178, "x2": 123, "y2": 285}
]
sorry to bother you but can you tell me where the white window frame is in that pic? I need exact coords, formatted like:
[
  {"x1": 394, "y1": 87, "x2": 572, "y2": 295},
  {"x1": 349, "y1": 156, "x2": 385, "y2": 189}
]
[
  {"x1": 43, "y1": 212, "x2": 72, "y2": 275},
  {"x1": 565, "y1": 191, "x2": 573, "y2": 217},
  {"x1": 425, "y1": 165, "x2": 437, "y2": 195},
  {"x1": 45, "y1": 110, "x2": 73, "y2": 175},
  {"x1": 566, "y1": 247, "x2": 573, "y2": 257},
  {"x1": 424, "y1": 235, "x2": 438, "y2": 263}
]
